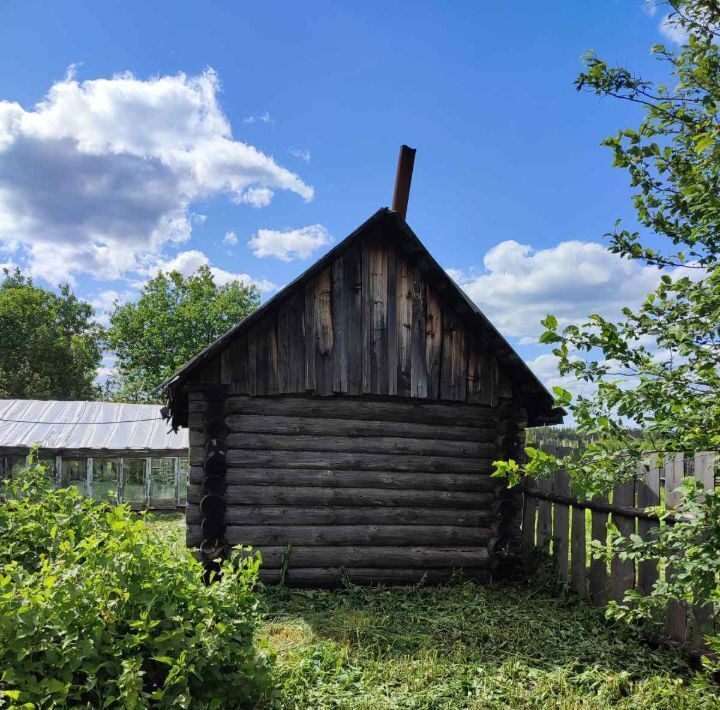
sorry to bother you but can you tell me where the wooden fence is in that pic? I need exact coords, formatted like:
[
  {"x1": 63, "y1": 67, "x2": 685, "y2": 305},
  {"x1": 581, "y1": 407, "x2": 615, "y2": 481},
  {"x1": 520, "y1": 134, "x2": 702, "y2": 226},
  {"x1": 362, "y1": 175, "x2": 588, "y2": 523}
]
[{"x1": 521, "y1": 446, "x2": 716, "y2": 647}]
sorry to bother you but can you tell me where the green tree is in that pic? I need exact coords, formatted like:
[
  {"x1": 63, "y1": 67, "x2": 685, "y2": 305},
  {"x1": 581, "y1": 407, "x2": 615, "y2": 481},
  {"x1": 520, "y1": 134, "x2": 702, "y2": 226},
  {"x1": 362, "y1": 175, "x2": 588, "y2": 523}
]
[
  {"x1": 495, "y1": 1, "x2": 720, "y2": 658},
  {"x1": 0, "y1": 268, "x2": 102, "y2": 400},
  {"x1": 106, "y1": 265, "x2": 260, "y2": 401}
]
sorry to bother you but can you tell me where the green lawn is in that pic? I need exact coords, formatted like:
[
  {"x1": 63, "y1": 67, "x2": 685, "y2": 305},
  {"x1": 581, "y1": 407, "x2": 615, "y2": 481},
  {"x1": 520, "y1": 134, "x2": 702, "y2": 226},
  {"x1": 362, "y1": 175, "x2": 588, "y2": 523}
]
[{"x1": 146, "y1": 514, "x2": 718, "y2": 709}]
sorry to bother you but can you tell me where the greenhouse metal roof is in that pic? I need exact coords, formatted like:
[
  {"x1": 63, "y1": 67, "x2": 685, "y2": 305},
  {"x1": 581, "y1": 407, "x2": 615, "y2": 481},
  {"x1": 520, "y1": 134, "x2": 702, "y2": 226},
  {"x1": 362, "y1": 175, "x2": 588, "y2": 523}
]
[{"x1": 0, "y1": 400, "x2": 188, "y2": 456}]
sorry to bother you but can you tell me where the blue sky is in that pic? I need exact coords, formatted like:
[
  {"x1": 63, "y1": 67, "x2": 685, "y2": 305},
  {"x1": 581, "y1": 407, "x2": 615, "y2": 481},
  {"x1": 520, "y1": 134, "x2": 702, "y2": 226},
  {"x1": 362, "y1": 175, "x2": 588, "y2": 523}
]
[{"x1": 0, "y1": 0, "x2": 685, "y2": 391}]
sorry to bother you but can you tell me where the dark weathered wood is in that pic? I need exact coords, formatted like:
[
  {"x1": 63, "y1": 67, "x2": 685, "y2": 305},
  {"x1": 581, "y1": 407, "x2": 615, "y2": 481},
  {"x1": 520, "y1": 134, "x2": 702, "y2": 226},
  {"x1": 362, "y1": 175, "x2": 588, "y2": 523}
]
[
  {"x1": 187, "y1": 484, "x2": 495, "y2": 508},
  {"x1": 189, "y1": 467, "x2": 500, "y2": 492},
  {"x1": 246, "y1": 330, "x2": 258, "y2": 396},
  {"x1": 312, "y1": 268, "x2": 334, "y2": 396},
  {"x1": 222, "y1": 396, "x2": 498, "y2": 427},
  {"x1": 589, "y1": 493, "x2": 609, "y2": 606},
  {"x1": 570, "y1": 506, "x2": 586, "y2": 595},
  {"x1": 223, "y1": 414, "x2": 498, "y2": 442},
  {"x1": 636, "y1": 459, "x2": 660, "y2": 597},
  {"x1": 187, "y1": 504, "x2": 495, "y2": 527},
  {"x1": 480, "y1": 355, "x2": 499, "y2": 408},
  {"x1": 552, "y1": 468, "x2": 570, "y2": 582},
  {"x1": 303, "y1": 280, "x2": 316, "y2": 392},
  {"x1": 396, "y1": 259, "x2": 412, "y2": 397},
  {"x1": 344, "y1": 245, "x2": 363, "y2": 395},
  {"x1": 521, "y1": 483, "x2": 537, "y2": 550},
  {"x1": 230, "y1": 545, "x2": 492, "y2": 568},
  {"x1": 211, "y1": 450, "x2": 495, "y2": 473},
  {"x1": 425, "y1": 286, "x2": 443, "y2": 399},
  {"x1": 225, "y1": 433, "x2": 497, "y2": 459},
  {"x1": 362, "y1": 243, "x2": 389, "y2": 395},
  {"x1": 386, "y1": 245, "x2": 398, "y2": 396},
  {"x1": 410, "y1": 266, "x2": 428, "y2": 398},
  {"x1": 610, "y1": 480, "x2": 635, "y2": 603},
  {"x1": 535, "y1": 477, "x2": 552, "y2": 554},
  {"x1": 466, "y1": 339, "x2": 483, "y2": 405},
  {"x1": 187, "y1": 524, "x2": 493, "y2": 547},
  {"x1": 257, "y1": 567, "x2": 486, "y2": 587},
  {"x1": 691, "y1": 452, "x2": 715, "y2": 648}
]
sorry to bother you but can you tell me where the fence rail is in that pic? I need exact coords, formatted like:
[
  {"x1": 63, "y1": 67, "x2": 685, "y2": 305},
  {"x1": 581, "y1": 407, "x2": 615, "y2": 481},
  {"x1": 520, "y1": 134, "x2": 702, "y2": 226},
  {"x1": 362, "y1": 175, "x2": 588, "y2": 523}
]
[{"x1": 521, "y1": 446, "x2": 716, "y2": 647}]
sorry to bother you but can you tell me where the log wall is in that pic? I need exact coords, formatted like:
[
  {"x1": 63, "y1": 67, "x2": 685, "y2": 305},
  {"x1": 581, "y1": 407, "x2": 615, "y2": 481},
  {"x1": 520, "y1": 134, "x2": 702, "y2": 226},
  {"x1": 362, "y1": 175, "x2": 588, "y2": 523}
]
[{"x1": 188, "y1": 394, "x2": 521, "y2": 586}]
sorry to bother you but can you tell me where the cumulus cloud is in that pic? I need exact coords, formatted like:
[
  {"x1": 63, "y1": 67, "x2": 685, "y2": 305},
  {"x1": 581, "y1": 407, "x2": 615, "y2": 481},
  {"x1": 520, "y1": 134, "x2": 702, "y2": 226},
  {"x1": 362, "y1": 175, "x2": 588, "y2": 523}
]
[
  {"x1": 448, "y1": 239, "x2": 668, "y2": 342},
  {"x1": 249, "y1": 224, "x2": 332, "y2": 261},
  {"x1": 659, "y1": 13, "x2": 690, "y2": 43},
  {"x1": 151, "y1": 249, "x2": 277, "y2": 293},
  {"x1": 0, "y1": 70, "x2": 312, "y2": 283},
  {"x1": 223, "y1": 230, "x2": 238, "y2": 245}
]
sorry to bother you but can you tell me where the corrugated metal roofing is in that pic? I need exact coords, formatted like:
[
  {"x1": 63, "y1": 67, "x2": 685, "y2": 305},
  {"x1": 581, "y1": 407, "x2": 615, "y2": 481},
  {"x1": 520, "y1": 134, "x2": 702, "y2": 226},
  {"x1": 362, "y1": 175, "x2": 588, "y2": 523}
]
[{"x1": 0, "y1": 400, "x2": 188, "y2": 453}]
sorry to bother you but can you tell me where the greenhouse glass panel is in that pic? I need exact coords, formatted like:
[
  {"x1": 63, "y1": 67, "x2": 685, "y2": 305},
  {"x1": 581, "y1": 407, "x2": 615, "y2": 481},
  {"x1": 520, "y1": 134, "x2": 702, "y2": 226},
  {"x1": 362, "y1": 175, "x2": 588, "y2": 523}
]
[
  {"x1": 92, "y1": 459, "x2": 119, "y2": 502},
  {"x1": 150, "y1": 458, "x2": 176, "y2": 507},
  {"x1": 178, "y1": 458, "x2": 189, "y2": 505},
  {"x1": 62, "y1": 459, "x2": 86, "y2": 495},
  {"x1": 122, "y1": 458, "x2": 146, "y2": 505}
]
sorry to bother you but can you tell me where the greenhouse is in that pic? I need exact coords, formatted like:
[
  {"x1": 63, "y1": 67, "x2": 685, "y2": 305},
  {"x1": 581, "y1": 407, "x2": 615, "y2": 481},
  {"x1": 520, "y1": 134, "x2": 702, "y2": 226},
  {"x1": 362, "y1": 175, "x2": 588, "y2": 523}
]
[{"x1": 0, "y1": 399, "x2": 189, "y2": 509}]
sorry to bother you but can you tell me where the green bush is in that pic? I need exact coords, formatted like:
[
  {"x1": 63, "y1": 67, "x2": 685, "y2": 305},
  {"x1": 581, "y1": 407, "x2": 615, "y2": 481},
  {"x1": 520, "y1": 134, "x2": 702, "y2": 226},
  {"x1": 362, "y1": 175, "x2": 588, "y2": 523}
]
[{"x1": 0, "y1": 456, "x2": 271, "y2": 708}]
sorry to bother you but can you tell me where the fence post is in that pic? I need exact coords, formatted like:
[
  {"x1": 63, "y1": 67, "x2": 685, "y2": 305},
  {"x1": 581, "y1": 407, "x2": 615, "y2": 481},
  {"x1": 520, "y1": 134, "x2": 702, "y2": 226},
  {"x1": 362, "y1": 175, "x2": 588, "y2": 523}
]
[
  {"x1": 589, "y1": 492, "x2": 609, "y2": 606},
  {"x1": 570, "y1": 502, "x2": 586, "y2": 596}
]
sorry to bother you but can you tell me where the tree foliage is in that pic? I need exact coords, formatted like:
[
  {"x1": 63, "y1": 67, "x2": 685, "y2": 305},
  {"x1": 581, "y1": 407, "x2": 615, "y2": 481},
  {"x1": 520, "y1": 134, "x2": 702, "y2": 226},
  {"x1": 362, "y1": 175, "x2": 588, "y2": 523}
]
[
  {"x1": 495, "y1": 0, "x2": 720, "y2": 656},
  {"x1": 0, "y1": 268, "x2": 103, "y2": 400},
  {"x1": 106, "y1": 266, "x2": 260, "y2": 402}
]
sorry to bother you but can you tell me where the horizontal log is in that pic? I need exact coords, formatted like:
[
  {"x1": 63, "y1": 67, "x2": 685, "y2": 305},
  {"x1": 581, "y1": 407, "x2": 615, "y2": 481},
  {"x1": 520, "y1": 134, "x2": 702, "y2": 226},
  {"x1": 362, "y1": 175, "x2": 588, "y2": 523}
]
[
  {"x1": 223, "y1": 433, "x2": 497, "y2": 459},
  {"x1": 186, "y1": 504, "x2": 495, "y2": 527},
  {"x1": 186, "y1": 524, "x2": 492, "y2": 547},
  {"x1": 187, "y1": 484, "x2": 495, "y2": 508},
  {"x1": 188, "y1": 467, "x2": 500, "y2": 492},
  {"x1": 190, "y1": 449, "x2": 494, "y2": 473},
  {"x1": 257, "y1": 567, "x2": 489, "y2": 587},
  {"x1": 220, "y1": 414, "x2": 497, "y2": 443},
  {"x1": 230, "y1": 545, "x2": 493, "y2": 568},
  {"x1": 192, "y1": 396, "x2": 498, "y2": 427}
]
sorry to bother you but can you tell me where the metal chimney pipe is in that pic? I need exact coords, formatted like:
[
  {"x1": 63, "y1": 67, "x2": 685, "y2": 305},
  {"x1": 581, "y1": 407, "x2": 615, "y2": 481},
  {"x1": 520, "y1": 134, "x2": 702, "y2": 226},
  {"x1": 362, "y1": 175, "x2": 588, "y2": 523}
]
[{"x1": 392, "y1": 144, "x2": 416, "y2": 220}]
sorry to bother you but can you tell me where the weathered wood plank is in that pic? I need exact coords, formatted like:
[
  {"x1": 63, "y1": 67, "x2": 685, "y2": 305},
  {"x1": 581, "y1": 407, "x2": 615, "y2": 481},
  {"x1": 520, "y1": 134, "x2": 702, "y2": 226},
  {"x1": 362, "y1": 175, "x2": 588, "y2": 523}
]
[
  {"x1": 386, "y1": 244, "x2": 398, "y2": 396},
  {"x1": 570, "y1": 505, "x2": 586, "y2": 596},
  {"x1": 224, "y1": 433, "x2": 497, "y2": 458},
  {"x1": 331, "y1": 256, "x2": 348, "y2": 393},
  {"x1": 466, "y1": 339, "x2": 483, "y2": 405},
  {"x1": 187, "y1": 484, "x2": 495, "y2": 508},
  {"x1": 610, "y1": 480, "x2": 635, "y2": 603},
  {"x1": 664, "y1": 453, "x2": 686, "y2": 642},
  {"x1": 396, "y1": 258, "x2": 412, "y2": 397},
  {"x1": 362, "y1": 243, "x2": 388, "y2": 394},
  {"x1": 440, "y1": 309, "x2": 467, "y2": 400},
  {"x1": 521, "y1": 484, "x2": 537, "y2": 551},
  {"x1": 313, "y1": 268, "x2": 334, "y2": 396},
  {"x1": 223, "y1": 414, "x2": 498, "y2": 442},
  {"x1": 220, "y1": 396, "x2": 499, "y2": 427},
  {"x1": 187, "y1": 524, "x2": 493, "y2": 548},
  {"x1": 246, "y1": 329, "x2": 258, "y2": 396},
  {"x1": 425, "y1": 286, "x2": 443, "y2": 399},
  {"x1": 216, "y1": 450, "x2": 495, "y2": 473},
  {"x1": 637, "y1": 458, "x2": 660, "y2": 597},
  {"x1": 304, "y1": 280, "x2": 316, "y2": 392},
  {"x1": 344, "y1": 245, "x2": 363, "y2": 395},
  {"x1": 410, "y1": 266, "x2": 428, "y2": 398},
  {"x1": 186, "y1": 504, "x2": 495, "y2": 527},
  {"x1": 691, "y1": 452, "x2": 715, "y2": 648},
  {"x1": 589, "y1": 493, "x2": 609, "y2": 606}
]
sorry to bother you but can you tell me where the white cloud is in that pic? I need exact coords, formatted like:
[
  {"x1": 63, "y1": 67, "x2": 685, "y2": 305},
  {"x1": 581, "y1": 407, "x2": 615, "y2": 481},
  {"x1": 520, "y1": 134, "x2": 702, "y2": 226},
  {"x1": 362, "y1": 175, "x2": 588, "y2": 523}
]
[
  {"x1": 151, "y1": 249, "x2": 277, "y2": 293},
  {"x1": 289, "y1": 147, "x2": 311, "y2": 162},
  {"x1": 448, "y1": 239, "x2": 668, "y2": 341},
  {"x1": 643, "y1": 0, "x2": 658, "y2": 17},
  {"x1": 249, "y1": 224, "x2": 332, "y2": 262},
  {"x1": 89, "y1": 289, "x2": 135, "y2": 326},
  {"x1": 659, "y1": 13, "x2": 690, "y2": 43},
  {"x1": 0, "y1": 70, "x2": 312, "y2": 283},
  {"x1": 243, "y1": 111, "x2": 274, "y2": 125},
  {"x1": 223, "y1": 230, "x2": 238, "y2": 245}
]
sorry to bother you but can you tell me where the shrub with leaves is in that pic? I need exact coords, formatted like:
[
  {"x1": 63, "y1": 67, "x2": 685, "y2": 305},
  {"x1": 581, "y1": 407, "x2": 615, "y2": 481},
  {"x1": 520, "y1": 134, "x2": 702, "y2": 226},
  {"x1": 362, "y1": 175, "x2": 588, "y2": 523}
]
[{"x1": 0, "y1": 456, "x2": 270, "y2": 708}]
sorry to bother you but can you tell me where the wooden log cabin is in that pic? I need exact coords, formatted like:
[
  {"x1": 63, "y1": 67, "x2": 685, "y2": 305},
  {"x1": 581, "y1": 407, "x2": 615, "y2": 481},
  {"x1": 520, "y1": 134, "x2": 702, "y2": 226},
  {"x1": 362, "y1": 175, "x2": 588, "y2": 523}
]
[{"x1": 160, "y1": 148, "x2": 562, "y2": 586}]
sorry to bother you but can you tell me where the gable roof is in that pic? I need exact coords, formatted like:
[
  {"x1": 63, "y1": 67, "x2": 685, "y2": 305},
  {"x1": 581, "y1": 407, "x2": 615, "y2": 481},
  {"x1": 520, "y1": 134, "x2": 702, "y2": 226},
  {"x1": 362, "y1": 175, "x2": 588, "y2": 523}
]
[{"x1": 159, "y1": 208, "x2": 562, "y2": 426}]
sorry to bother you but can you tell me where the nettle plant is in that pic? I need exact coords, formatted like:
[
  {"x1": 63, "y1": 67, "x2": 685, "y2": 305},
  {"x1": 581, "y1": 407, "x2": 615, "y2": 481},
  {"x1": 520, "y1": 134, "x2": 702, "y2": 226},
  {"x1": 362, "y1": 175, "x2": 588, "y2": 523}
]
[
  {"x1": 496, "y1": 0, "x2": 720, "y2": 659},
  {"x1": 0, "y1": 455, "x2": 271, "y2": 708}
]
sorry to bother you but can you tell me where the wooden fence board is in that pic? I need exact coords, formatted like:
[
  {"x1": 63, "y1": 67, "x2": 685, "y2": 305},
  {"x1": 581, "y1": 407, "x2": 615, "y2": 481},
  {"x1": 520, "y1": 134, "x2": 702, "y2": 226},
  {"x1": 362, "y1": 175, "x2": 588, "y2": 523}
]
[
  {"x1": 610, "y1": 480, "x2": 635, "y2": 603},
  {"x1": 570, "y1": 505, "x2": 586, "y2": 595},
  {"x1": 522, "y1": 478, "x2": 537, "y2": 551},
  {"x1": 636, "y1": 458, "x2": 660, "y2": 597},
  {"x1": 552, "y1": 467, "x2": 570, "y2": 582},
  {"x1": 589, "y1": 493, "x2": 609, "y2": 606},
  {"x1": 691, "y1": 452, "x2": 715, "y2": 647},
  {"x1": 665, "y1": 453, "x2": 687, "y2": 643}
]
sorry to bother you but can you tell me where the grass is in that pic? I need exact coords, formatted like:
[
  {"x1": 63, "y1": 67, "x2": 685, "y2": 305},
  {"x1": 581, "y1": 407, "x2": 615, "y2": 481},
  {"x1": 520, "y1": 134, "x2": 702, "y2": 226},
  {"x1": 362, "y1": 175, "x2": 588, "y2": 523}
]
[{"x1": 146, "y1": 514, "x2": 719, "y2": 709}]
